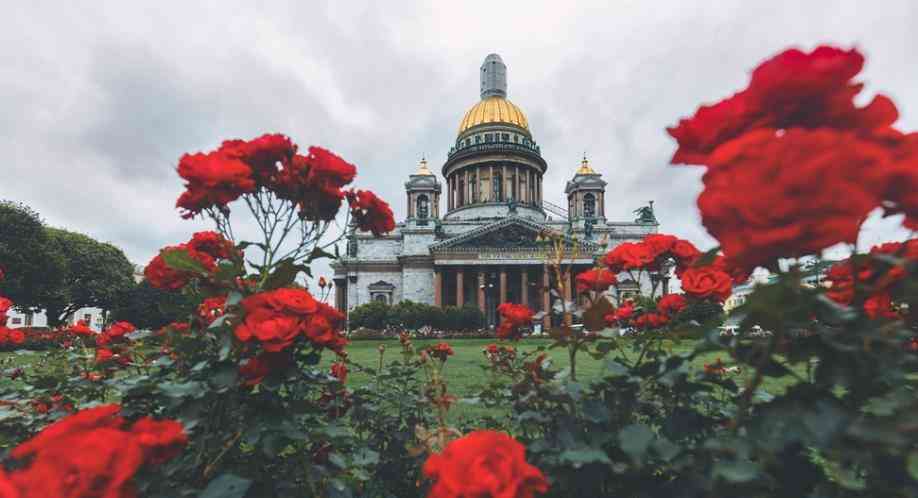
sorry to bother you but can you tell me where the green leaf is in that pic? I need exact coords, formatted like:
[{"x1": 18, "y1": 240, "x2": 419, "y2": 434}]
[
  {"x1": 906, "y1": 452, "x2": 918, "y2": 481},
  {"x1": 199, "y1": 473, "x2": 252, "y2": 498},
  {"x1": 161, "y1": 247, "x2": 209, "y2": 274},
  {"x1": 306, "y1": 246, "x2": 336, "y2": 263},
  {"x1": 559, "y1": 447, "x2": 612, "y2": 467},
  {"x1": 225, "y1": 291, "x2": 243, "y2": 307},
  {"x1": 209, "y1": 363, "x2": 238, "y2": 391},
  {"x1": 619, "y1": 424, "x2": 654, "y2": 461},
  {"x1": 713, "y1": 459, "x2": 759, "y2": 483},
  {"x1": 263, "y1": 258, "x2": 302, "y2": 290}
]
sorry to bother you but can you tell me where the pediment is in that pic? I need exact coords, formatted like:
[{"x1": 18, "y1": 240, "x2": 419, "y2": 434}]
[{"x1": 429, "y1": 217, "x2": 599, "y2": 253}]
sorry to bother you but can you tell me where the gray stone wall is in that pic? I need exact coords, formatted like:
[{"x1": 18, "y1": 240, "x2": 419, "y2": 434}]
[
  {"x1": 402, "y1": 230, "x2": 437, "y2": 256},
  {"x1": 349, "y1": 271, "x2": 403, "y2": 310},
  {"x1": 356, "y1": 238, "x2": 402, "y2": 260},
  {"x1": 401, "y1": 266, "x2": 435, "y2": 304}
]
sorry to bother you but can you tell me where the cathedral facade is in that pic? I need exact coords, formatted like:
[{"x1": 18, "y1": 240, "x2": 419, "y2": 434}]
[{"x1": 332, "y1": 54, "x2": 659, "y2": 327}]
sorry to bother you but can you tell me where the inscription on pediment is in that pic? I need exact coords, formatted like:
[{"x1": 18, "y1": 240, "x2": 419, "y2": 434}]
[{"x1": 454, "y1": 224, "x2": 539, "y2": 249}]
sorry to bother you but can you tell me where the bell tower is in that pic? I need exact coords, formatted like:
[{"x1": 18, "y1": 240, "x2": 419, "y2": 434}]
[
  {"x1": 405, "y1": 157, "x2": 441, "y2": 227},
  {"x1": 565, "y1": 155, "x2": 607, "y2": 224}
]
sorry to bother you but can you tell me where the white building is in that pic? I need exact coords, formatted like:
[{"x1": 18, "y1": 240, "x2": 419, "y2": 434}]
[{"x1": 332, "y1": 54, "x2": 662, "y2": 328}]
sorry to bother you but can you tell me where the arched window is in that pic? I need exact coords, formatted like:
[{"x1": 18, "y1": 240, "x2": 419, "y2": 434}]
[
  {"x1": 584, "y1": 193, "x2": 596, "y2": 218},
  {"x1": 492, "y1": 170, "x2": 503, "y2": 202},
  {"x1": 416, "y1": 194, "x2": 429, "y2": 219},
  {"x1": 458, "y1": 178, "x2": 465, "y2": 206}
]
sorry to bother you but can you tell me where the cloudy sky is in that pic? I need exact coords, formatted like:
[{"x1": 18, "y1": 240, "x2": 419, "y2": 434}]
[{"x1": 3, "y1": 0, "x2": 916, "y2": 277}]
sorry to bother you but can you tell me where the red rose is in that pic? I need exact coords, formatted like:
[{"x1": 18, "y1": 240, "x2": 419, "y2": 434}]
[
  {"x1": 423, "y1": 430, "x2": 549, "y2": 498},
  {"x1": 187, "y1": 231, "x2": 235, "y2": 259},
  {"x1": 681, "y1": 266, "x2": 732, "y2": 303},
  {"x1": 0, "y1": 297, "x2": 11, "y2": 324},
  {"x1": 8, "y1": 329, "x2": 25, "y2": 345},
  {"x1": 5, "y1": 405, "x2": 185, "y2": 498},
  {"x1": 95, "y1": 348, "x2": 114, "y2": 364},
  {"x1": 603, "y1": 242, "x2": 655, "y2": 272},
  {"x1": 671, "y1": 239, "x2": 702, "y2": 266},
  {"x1": 305, "y1": 303, "x2": 349, "y2": 352},
  {"x1": 106, "y1": 321, "x2": 136, "y2": 339},
  {"x1": 144, "y1": 250, "x2": 189, "y2": 291},
  {"x1": 346, "y1": 189, "x2": 396, "y2": 236},
  {"x1": 276, "y1": 147, "x2": 357, "y2": 221},
  {"x1": 633, "y1": 312, "x2": 669, "y2": 329},
  {"x1": 68, "y1": 320, "x2": 93, "y2": 336},
  {"x1": 218, "y1": 133, "x2": 296, "y2": 187},
  {"x1": 130, "y1": 417, "x2": 188, "y2": 465},
  {"x1": 606, "y1": 301, "x2": 635, "y2": 325},
  {"x1": 575, "y1": 268, "x2": 618, "y2": 293},
  {"x1": 863, "y1": 293, "x2": 898, "y2": 320},
  {"x1": 699, "y1": 129, "x2": 887, "y2": 273},
  {"x1": 426, "y1": 342, "x2": 454, "y2": 362},
  {"x1": 175, "y1": 151, "x2": 256, "y2": 219},
  {"x1": 657, "y1": 294, "x2": 688, "y2": 316},
  {"x1": 496, "y1": 303, "x2": 534, "y2": 340},
  {"x1": 669, "y1": 46, "x2": 897, "y2": 165},
  {"x1": 643, "y1": 234, "x2": 678, "y2": 258},
  {"x1": 330, "y1": 362, "x2": 349, "y2": 382},
  {"x1": 198, "y1": 296, "x2": 227, "y2": 325},
  {"x1": 238, "y1": 351, "x2": 291, "y2": 386}
]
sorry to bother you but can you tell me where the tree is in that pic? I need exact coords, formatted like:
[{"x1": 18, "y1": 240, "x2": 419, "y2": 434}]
[
  {"x1": 0, "y1": 201, "x2": 64, "y2": 311},
  {"x1": 42, "y1": 228, "x2": 135, "y2": 327},
  {"x1": 110, "y1": 280, "x2": 194, "y2": 330}
]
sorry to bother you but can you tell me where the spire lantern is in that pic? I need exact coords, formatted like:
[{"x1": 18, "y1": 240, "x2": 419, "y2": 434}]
[
  {"x1": 480, "y1": 54, "x2": 507, "y2": 99},
  {"x1": 576, "y1": 154, "x2": 596, "y2": 175},
  {"x1": 416, "y1": 156, "x2": 433, "y2": 176}
]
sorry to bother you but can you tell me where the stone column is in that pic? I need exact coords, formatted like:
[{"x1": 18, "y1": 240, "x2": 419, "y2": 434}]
[
  {"x1": 433, "y1": 269, "x2": 442, "y2": 307},
  {"x1": 542, "y1": 265, "x2": 551, "y2": 329},
  {"x1": 520, "y1": 268, "x2": 529, "y2": 307},
  {"x1": 456, "y1": 269, "x2": 464, "y2": 307},
  {"x1": 499, "y1": 267, "x2": 507, "y2": 304},
  {"x1": 477, "y1": 270, "x2": 486, "y2": 314}
]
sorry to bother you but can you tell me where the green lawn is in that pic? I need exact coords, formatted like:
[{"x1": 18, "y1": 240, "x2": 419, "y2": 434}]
[
  {"x1": 325, "y1": 337, "x2": 801, "y2": 400},
  {"x1": 1, "y1": 337, "x2": 802, "y2": 419}
]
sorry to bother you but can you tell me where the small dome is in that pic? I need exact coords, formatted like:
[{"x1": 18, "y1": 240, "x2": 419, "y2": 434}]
[
  {"x1": 458, "y1": 96, "x2": 529, "y2": 135},
  {"x1": 576, "y1": 155, "x2": 596, "y2": 175},
  {"x1": 416, "y1": 157, "x2": 433, "y2": 176}
]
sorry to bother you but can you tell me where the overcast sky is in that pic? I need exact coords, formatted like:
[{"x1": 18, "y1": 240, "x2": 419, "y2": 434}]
[{"x1": 2, "y1": 0, "x2": 916, "y2": 278}]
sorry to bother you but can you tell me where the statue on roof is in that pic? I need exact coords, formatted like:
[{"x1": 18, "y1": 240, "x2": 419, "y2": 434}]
[{"x1": 633, "y1": 201, "x2": 657, "y2": 224}]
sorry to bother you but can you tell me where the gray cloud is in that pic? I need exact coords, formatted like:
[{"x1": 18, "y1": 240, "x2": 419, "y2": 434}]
[{"x1": 2, "y1": 0, "x2": 917, "y2": 279}]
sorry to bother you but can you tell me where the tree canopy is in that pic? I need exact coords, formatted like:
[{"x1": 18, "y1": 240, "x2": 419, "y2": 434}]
[
  {"x1": 111, "y1": 279, "x2": 194, "y2": 330},
  {"x1": 42, "y1": 227, "x2": 136, "y2": 327},
  {"x1": 0, "y1": 200, "x2": 64, "y2": 311}
]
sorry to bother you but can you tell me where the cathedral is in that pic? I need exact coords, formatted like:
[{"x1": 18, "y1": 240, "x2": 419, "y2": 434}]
[{"x1": 332, "y1": 54, "x2": 659, "y2": 327}]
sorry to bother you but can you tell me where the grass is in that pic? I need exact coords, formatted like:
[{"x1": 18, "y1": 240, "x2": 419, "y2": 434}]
[
  {"x1": 1, "y1": 337, "x2": 803, "y2": 420},
  {"x1": 322, "y1": 337, "x2": 804, "y2": 420}
]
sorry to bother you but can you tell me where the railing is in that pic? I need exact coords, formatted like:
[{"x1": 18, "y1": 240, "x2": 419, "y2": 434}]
[
  {"x1": 541, "y1": 200, "x2": 568, "y2": 220},
  {"x1": 447, "y1": 141, "x2": 543, "y2": 160}
]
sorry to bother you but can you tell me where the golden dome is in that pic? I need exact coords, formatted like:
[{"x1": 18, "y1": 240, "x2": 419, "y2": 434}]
[
  {"x1": 458, "y1": 96, "x2": 529, "y2": 135},
  {"x1": 416, "y1": 157, "x2": 433, "y2": 175},
  {"x1": 576, "y1": 155, "x2": 596, "y2": 175}
]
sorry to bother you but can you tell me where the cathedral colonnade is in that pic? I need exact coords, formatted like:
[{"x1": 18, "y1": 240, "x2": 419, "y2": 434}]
[{"x1": 432, "y1": 264, "x2": 590, "y2": 328}]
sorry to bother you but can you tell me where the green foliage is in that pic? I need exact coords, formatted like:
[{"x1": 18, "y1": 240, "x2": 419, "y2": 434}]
[
  {"x1": 42, "y1": 227, "x2": 135, "y2": 327},
  {"x1": 110, "y1": 280, "x2": 195, "y2": 330},
  {"x1": 0, "y1": 200, "x2": 64, "y2": 311},
  {"x1": 348, "y1": 301, "x2": 390, "y2": 330},
  {"x1": 348, "y1": 301, "x2": 484, "y2": 332}
]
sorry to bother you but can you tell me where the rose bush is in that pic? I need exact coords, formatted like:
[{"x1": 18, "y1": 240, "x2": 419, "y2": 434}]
[{"x1": 3, "y1": 46, "x2": 918, "y2": 498}]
